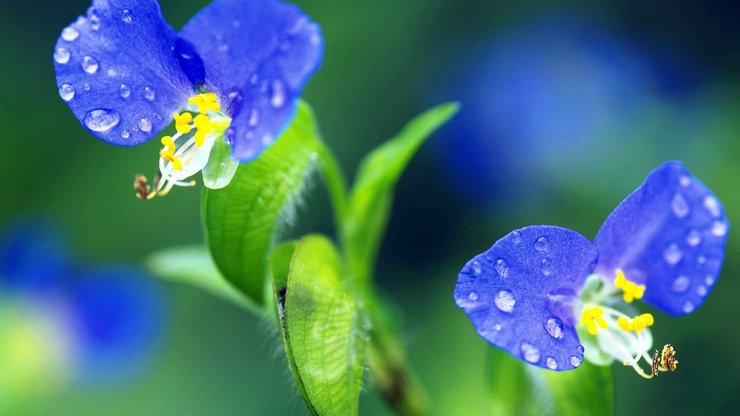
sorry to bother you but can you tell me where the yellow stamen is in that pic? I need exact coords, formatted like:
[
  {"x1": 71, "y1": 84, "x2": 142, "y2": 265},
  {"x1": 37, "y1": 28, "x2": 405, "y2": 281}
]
[
  {"x1": 188, "y1": 92, "x2": 221, "y2": 114},
  {"x1": 581, "y1": 306, "x2": 608, "y2": 335},
  {"x1": 193, "y1": 113, "x2": 213, "y2": 147},
  {"x1": 174, "y1": 112, "x2": 193, "y2": 134},
  {"x1": 616, "y1": 313, "x2": 654, "y2": 334},
  {"x1": 614, "y1": 269, "x2": 646, "y2": 303}
]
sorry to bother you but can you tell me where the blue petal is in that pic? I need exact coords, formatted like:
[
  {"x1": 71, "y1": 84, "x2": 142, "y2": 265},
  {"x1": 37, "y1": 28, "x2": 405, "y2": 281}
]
[
  {"x1": 0, "y1": 221, "x2": 71, "y2": 292},
  {"x1": 454, "y1": 226, "x2": 597, "y2": 371},
  {"x1": 69, "y1": 267, "x2": 164, "y2": 384},
  {"x1": 179, "y1": 0, "x2": 323, "y2": 161},
  {"x1": 594, "y1": 161, "x2": 729, "y2": 315},
  {"x1": 54, "y1": 0, "x2": 193, "y2": 146}
]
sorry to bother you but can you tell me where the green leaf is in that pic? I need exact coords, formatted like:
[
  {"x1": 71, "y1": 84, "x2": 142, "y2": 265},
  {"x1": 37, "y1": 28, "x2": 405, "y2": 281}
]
[
  {"x1": 147, "y1": 245, "x2": 257, "y2": 313},
  {"x1": 272, "y1": 235, "x2": 368, "y2": 416},
  {"x1": 485, "y1": 348, "x2": 614, "y2": 416},
  {"x1": 202, "y1": 101, "x2": 321, "y2": 307},
  {"x1": 344, "y1": 103, "x2": 459, "y2": 282}
]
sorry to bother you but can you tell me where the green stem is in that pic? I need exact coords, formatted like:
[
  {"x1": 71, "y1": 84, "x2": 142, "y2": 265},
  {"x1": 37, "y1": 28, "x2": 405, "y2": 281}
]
[{"x1": 315, "y1": 138, "x2": 349, "y2": 240}]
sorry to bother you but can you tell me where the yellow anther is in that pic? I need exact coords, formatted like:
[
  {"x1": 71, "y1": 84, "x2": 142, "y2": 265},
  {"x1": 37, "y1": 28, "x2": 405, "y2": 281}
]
[
  {"x1": 581, "y1": 306, "x2": 608, "y2": 336},
  {"x1": 174, "y1": 112, "x2": 193, "y2": 134},
  {"x1": 614, "y1": 269, "x2": 646, "y2": 303},
  {"x1": 616, "y1": 313, "x2": 654, "y2": 334},
  {"x1": 188, "y1": 93, "x2": 221, "y2": 114},
  {"x1": 193, "y1": 113, "x2": 213, "y2": 147}
]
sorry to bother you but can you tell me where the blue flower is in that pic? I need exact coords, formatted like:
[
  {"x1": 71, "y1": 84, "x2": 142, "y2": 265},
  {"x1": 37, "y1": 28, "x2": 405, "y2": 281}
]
[
  {"x1": 454, "y1": 161, "x2": 728, "y2": 377},
  {"x1": 54, "y1": 0, "x2": 323, "y2": 197},
  {"x1": 0, "y1": 221, "x2": 164, "y2": 385}
]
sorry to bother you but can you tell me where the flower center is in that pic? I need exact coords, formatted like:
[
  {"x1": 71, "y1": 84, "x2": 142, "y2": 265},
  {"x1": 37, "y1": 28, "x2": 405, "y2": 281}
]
[
  {"x1": 579, "y1": 269, "x2": 678, "y2": 379},
  {"x1": 135, "y1": 93, "x2": 231, "y2": 199}
]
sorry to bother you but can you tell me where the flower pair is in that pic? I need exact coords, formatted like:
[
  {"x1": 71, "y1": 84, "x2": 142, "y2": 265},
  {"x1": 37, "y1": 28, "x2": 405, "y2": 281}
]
[
  {"x1": 54, "y1": 0, "x2": 323, "y2": 197},
  {"x1": 455, "y1": 161, "x2": 728, "y2": 377}
]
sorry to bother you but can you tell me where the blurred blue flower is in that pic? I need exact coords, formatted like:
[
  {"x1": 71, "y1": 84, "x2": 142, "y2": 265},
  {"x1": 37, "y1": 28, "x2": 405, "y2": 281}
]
[
  {"x1": 0, "y1": 221, "x2": 164, "y2": 387},
  {"x1": 54, "y1": 0, "x2": 323, "y2": 197},
  {"x1": 434, "y1": 16, "x2": 701, "y2": 203},
  {"x1": 455, "y1": 161, "x2": 727, "y2": 377}
]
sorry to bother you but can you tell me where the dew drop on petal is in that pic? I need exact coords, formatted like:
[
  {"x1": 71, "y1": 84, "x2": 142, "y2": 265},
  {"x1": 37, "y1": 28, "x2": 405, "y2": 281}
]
[
  {"x1": 577, "y1": 345, "x2": 585, "y2": 354},
  {"x1": 261, "y1": 134, "x2": 273, "y2": 146},
  {"x1": 471, "y1": 260, "x2": 482, "y2": 276},
  {"x1": 686, "y1": 229, "x2": 702, "y2": 247},
  {"x1": 467, "y1": 291, "x2": 479, "y2": 302},
  {"x1": 83, "y1": 83, "x2": 90, "y2": 91},
  {"x1": 61, "y1": 26, "x2": 80, "y2": 41},
  {"x1": 250, "y1": 73, "x2": 259, "y2": 85},
  {"x1": 218, "y1": 44, "x2": 229, "y2": 53},
  {"x1": 511, "y1": 231, "x2": 523, "y2": 245},
  {"x1": 80, "y1": 55, "x2": 99, "y2": 74},
  {"x1": 144, "y1": 86, "x2": 156, "y2": 101},
  {"x1": 545, "y1": 317, "x2": 564, "y2": 339},
  {"x1": 271, "y1": 80, "x2": 286, "y2": 108},
  {"x1": 683, "y1": 301, "x2": 695, "y2": 314},
  {"x1": 224, "y1": 127, "x2": 236, "y2": 145},
  {"x1": 696, "y1": 285, "x2": 707, "y2": 297},
  {"x1": 671, "y1": 193, "x2": 690, "y2": 218},
  {"x1": 58, "y1": 83, "x2": 75, "y2": 101},
  {"x1": 570, "y1": 355, "x2": 582, "y2": 367},
  {"x1": 494, "y1": 290, "x2": 515, "y2": 313},
  {"x1": 697, "y1": 255, "x2": 707, "y2": 265},
  {"x1": 121, "y1": 129, "x2": 130, "y2": 139},
  {"x1": 248, "y1": 108, "x2": 260, "y2": 127},
  {"x1": 671, "y1": 275, "x2": 690, "y2": 294},
  {"x1": 540, "y1": 258, "x2": 553, "y2": 276},
  {"x1": 138, "y1": 118, "x2": 152, "y2": 133},
  {"x1": 520, "y1": 342, "x2": 540, "y2": 363},
  {"x1": 534, "y1": 236, "x2": 550, "y2": 252},
  {"x1": 711, "y1": 220, "x2": 727, "y2": 237},
  {"x1": 703, "y1": 195, "x2": 721, "y2": 218},
  {"x1": 494, "y1": 258, "x2": 509, "y2": 278},
  {"x1": 705, "y1": 274, "x2": 715, "y2": 286},
  {"x1": 54, "y1": 47, "x2": 70, "y2": 64},
  {"x1": 493, "y1": 324, "x2": 502, "y2": 331},
  {"x1": 546, "y1": 357, "x2": 558, "y2": 370},
  {"x1": 663, "y1": 243, "x2": 683, "y2": 265},
  {"x1": 679, "y1": 175, "x2": 691, "y2": 187},
  {"x1": 107, "y1": 68, "x2": 117, "y2": 77},
  {"x1": 119, "y1": 84, "x2": 131, "y2": 98},
  {"x1": 121, "y1": 9, "x2": 133, "y2": 23},
  {"x1": 83, "y1": 109, "x2": 120, "y2": 132}
]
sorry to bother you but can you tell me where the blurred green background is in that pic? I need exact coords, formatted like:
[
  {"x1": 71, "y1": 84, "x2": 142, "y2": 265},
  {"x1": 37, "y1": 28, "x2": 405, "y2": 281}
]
[{"x1": 2, "y1": 0, "x2": 740, "y2": 414}]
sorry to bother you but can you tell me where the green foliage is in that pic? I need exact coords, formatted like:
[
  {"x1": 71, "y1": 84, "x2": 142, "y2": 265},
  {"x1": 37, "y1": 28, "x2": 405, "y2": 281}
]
[
  {"x1": 271, "y1": 235, "x2": 367, "y2": 416},
  {"x1": 202, "y1": 101, "x2": 321, "y2": 307},
  {"x1": 147, "y1": 245, "x2": 255, "y2": 312},
  {"x1": 486, "y1": 349, "x2": 614, "y2": 416},
  {"x1": 344, "y1": 103, "x2": 460, "y2": 283}
]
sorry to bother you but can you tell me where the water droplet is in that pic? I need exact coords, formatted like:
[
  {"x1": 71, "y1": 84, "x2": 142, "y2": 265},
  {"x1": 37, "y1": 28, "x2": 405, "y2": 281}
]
[
  {"x1": 679, "y1": 175, "x2": 691, "y2": 187},
  {"x1": 271, "y1": 80, "x2": 286, "y2": 108},
  {"x1": 138, "y1": 118, "x2": 152, "y2": 133},
  {"x1": 83, "y1": 83, "x2": 90, "y2": 91},
  {"x1": 248, "y1": 108, "x2": 260, "y2": 127},
  {"x1": 107, "y1": 68, "x2": 117, "y2": 77},
  {"x1": 121, "y1": 129, "x2": 130, "y2": 139},
  {"x1": 261, "y1": 134, "x2": 273, "y2": 146},
  {"x1": 671, "y1": 193, "x2": 690, "y2": 218},
  {"x1": 686, "y1": 229, "x2": 702, "y2": 247},
  {"x1": 250, "y1": 73, "x2": 259, "y2": 85},
  {"x1": 671, "y1": 276, "x2": 690, "y2": 293},
  {"x1": 696, "y1": 285, "x2": 707, "y2": 297},
  {"x1": 546, "y1": 357, "x2": 558, "y2": 370},
  {"x1": 80, "y1": 55, "x2": 99, "y2": 74},
  {"x1": 224, "y1": 127, "x2": 236, "y2": 145},
  {"x1": 493, "y1": 324, "x2": 502, "y2": 331},
  {"x1": 570, "y1": 355, "x2": 582, "y2": 367},
  {"x1": 705, "y1": 274, "x2": 715, "y2": 286},
  {"x1": 54, "y1": 47, "x2": 70, "y2": 64},
  {"x1": 494, "y1": 290, "x2": 515, "y2": 313},
  {"x1": 467, "y1": 291, "x2": 479, "y2": 302},
  {"x1": 58, "y1": 83, "x2": 75, "y2": 101},
  {"x1": 471, "y1": 260, "x2": 482, "y2": 276},
  {"x1": 61, "y1": 26, "x2": 79, "y2": 41},
  {"x1": 90, "y1": 14, "x2": 101, "y2": 30},
  {"x1": 534, "y1": 236, "x2": 550, "y2": 252},
  {"x1": 541, "y1": 258, "x2": 553, "y2": 276},
  {"x1": 663, "y1": 243, "x2": 683, "y2": 265},
  {"x1": 494, "y1": 258, "x2": 509, "y2": 278},
  {"x1": 520, "y1": 342, "x2": 540, "y2": 363},
  {"x1": 218, "y1": 44, "x2": 229, "y2": 53},
  {"x1": 576, "y1": 345, "x2": 585, "y2": 354},
  {"x1": 711, "y1": 220, "x2": 727, "y2": 237},
  {"x1": 83, "y1": 109, "x2": 120, "y2": 132},
  {"x1": 682, "y1": 301, "x2": 695, "y2": 314},
  {"x1": 697, "y1": 255, "x2": 707, "y2": 265},
  {"x1": 703, "y1": 195, "x2": 721, "y2": 218},
  {"x1": 119, "y1": 84, "x2": 131, "y2": 98},
  {"x1": 511, "y1": 231, "x2": 523, "y2": 245},
  {"x1": 545, "y1": 317, "x2": 564, "y2": 339},
  {"x1": 121, "y1": 9, "x2": 133, "y2": 23},
  {"x1": 144, "y1": 86, "x2": 156, "y2": 101}
]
